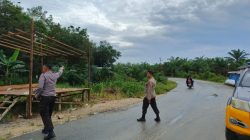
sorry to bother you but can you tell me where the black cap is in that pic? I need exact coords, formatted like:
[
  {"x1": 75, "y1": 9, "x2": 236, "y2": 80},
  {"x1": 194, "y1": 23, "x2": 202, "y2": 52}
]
[
  {"x1": 147, "y1": 70, "x2": 154, "y2": 75},
  {"x1": 43, "y1": 64, "x2": 52, "y2": 70}
]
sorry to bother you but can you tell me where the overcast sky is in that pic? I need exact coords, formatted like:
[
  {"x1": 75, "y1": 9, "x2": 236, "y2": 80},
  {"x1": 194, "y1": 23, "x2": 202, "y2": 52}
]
[{"x1": 12, "y1": 0, "x2": 250, "y2": 63}]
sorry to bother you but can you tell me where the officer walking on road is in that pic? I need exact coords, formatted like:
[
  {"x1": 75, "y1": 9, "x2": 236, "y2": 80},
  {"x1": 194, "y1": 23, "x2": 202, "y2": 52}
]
[
  {"x1": 36, "y1": 64, "x2": 64, "y2": 140},
  {"x1": 137, "y1": 70, "x2": 160, "y2": 122}
]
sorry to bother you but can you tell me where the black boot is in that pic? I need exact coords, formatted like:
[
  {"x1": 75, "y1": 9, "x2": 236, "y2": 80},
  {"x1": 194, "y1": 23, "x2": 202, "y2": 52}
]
[
  {"x1": 44, "y1": 131, "x2": 56, "y2": 140},
  {"x1": 137, "y1": 114, "x2": 146, "y2": 122},
  {"x1": 155, "y1": 114, "x2": 161, "y2": 122},
  {"x1": 137, "y1": 117, "x2": 146, "y2": 122},
  {"x1": 42, "y1": 129, "x2": 49, "y2": 134}
]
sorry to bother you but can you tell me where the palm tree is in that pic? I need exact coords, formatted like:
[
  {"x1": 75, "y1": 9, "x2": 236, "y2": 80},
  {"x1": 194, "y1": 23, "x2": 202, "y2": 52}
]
[
  {"x1": 0, "y1": 49, "x2": 26, "y2": 84},
  {"x1": 228, "y1": 49, "x2": 249, "y2": 62}
]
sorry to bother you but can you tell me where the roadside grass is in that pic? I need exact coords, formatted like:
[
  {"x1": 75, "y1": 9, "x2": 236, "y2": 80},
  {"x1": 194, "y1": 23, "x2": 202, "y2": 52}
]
[
  {"x1": 174, "y1": 71, "x2": 227, "y2": 83},
  {"x1": 92, "y1": 79, "x2": 177, "y2": 98},
  {"x1": 156, "y1": 80, "x2": 177, "y2": 95},
  {"x1": 194, "y1": 74, "x2": 227, "y2": 83}
]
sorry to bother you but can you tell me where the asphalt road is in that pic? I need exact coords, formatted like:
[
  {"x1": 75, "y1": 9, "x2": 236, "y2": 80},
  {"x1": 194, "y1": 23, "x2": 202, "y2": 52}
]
[{"x1": 12, "y1": 78, "x2": 234, "y2": 140}]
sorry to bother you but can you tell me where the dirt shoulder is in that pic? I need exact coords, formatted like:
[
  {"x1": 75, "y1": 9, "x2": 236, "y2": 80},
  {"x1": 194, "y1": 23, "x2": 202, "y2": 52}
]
[{"x1": 0, "y1": 98, "x2": 141, "y2": 139}]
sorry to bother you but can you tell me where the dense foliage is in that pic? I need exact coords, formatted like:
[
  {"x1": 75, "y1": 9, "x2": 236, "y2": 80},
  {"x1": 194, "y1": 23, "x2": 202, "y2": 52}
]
[
  {"x1": 162, "y1": 53, "x2": 249, "y2": 83},
  {"x1": 0, "y1": 49, "x2": 26, "y2": 84}
]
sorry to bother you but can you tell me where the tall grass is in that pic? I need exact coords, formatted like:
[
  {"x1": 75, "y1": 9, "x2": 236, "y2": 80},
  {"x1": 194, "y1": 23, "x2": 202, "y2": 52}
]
[{"x1": 92, "y1": 79, "x2": 177, "y2": 98}]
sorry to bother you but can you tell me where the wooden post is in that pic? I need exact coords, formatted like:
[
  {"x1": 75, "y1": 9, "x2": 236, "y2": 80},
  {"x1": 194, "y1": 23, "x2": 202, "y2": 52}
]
[
  {"x1": 58, "y1": 94, "x2": 62, "y2": 111},
  {"x1": 81, "y1": 90, "x2": 85, "y2": 102},
  {"x1": 26, "y1": 19, "x2": 34, "y2": 118},
  {"x1": 88, "y1": 45, "x2": 91, "y2": 88},
  {"x1": 40, "y1": 44, "x2": 44, "y2": 71},
  {"x1": 88, "y1": 89, "x2": 90, "y2": 101}
]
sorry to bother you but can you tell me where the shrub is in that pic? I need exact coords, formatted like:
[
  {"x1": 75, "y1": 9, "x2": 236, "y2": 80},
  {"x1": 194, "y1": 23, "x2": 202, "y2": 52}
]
[
  {"x1": 120, "y1": 81, "x2": 144, "y2": 97},
  {"x1": 91, "y1": 77, "x2": 177, "y2": 98}
]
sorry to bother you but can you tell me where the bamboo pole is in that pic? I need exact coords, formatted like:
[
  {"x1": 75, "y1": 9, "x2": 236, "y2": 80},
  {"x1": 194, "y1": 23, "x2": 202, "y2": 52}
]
[
  {"x1": 35, "y1": 31, "x2": 85, "y2": 55},
  {"x1": 88, "y1": 45, "x2": 91, "y2": 88},
  {"x1": 27, "y1": 19, "x2": 34, "y2": 118},
  {"x1": 0, "y1": 39, "x2": 46, "y2": 56},
  {"x1": 0, "y1": 42, "x2": 42, "y2": 56},
  {"x1": 40, "y1": 44, "x2": 44, "y2": 72},
  {"x1": 7, "y1": 32, "x2": 67, "y2": 56}
]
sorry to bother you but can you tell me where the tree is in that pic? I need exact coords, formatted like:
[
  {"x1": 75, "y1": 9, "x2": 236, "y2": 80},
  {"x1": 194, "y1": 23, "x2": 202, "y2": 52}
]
[
  {"x1": 0, "y1": 49, "x2": 26, "y2": 84},
  {"x1": 93, "y1": 41, "x2": 121, "y2": 67},
  {"x1": 227, "y1": 49, "x2": 249, "y2": 62},
  {"x1": 0, "y1": 0, "x2": 31, "y2": 34}
]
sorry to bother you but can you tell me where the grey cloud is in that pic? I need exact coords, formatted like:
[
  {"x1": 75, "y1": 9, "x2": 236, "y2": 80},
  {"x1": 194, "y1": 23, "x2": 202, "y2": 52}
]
[{"x1": 11, "y1": 0, "x2": 250, "y2": 63}]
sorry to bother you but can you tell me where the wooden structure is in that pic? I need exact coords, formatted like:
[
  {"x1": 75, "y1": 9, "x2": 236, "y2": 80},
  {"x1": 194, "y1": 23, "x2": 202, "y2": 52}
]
[
  {"x1": 0, "y1": 84, "x2": 90, "y2": 117},
  {"x1": 0, "y1": 19, "x2": 91, "y2": 119}
]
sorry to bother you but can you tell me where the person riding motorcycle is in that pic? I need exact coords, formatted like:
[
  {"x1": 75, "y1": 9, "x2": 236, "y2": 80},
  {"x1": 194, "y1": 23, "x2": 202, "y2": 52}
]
[{"x1": 186, "y1": 75, "x2": 194, "y2": 88}]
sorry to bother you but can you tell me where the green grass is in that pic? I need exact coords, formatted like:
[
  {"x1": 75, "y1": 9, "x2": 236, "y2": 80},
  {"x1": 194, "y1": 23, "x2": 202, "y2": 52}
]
[
  {"x1": 91, "y1": 79, "x2": 177, "y2": 98},
  {"x1": 156, "y1": 80, "x2": 177, "y2": 95},
  {"x1": 192, "y1": 72, "x2": 227, "y2": 83}
]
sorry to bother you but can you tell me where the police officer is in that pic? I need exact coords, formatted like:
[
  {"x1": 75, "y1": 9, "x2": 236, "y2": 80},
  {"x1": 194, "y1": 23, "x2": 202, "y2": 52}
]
[
  {"x1": 37, "y1": 64, "x2": 64, "y2": 139},
  {"x1": 137, "y1": 70, "x2": 160, "y2": 122}
]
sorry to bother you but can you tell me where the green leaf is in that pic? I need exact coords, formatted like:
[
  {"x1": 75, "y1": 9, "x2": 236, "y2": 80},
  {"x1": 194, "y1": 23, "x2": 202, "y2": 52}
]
[{"x1": 9, "y1": 49, "x2": 20, "y2": 62}]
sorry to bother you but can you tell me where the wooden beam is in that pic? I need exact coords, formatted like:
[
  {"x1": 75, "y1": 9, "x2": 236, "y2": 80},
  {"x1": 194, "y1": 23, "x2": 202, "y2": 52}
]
[
  {"x1": 0, "y1": 38, "x2": 48, "y2": 56},
  {"x1": 16, "y1": 29, "x2": 80, "y2": 56},
  {"x1": 17, "y1": 29, "x2": 85, "y2": 54},
  {"x1": 12, "y1": 30, "x2": 86, "y2": 57},
  {"x1": 40, "y1": 39, "x2": 83, "y2": 56},
  {"x1": 35, "y1": 41, "x2": 74, "y2": 56},
  {"x1": 15, "y1": 29, "x2": 30, "y2": 37},
  {"x1": 9, "y1": 32, "x2": 74, "y2": 56},
  {"x1": 7, "y1": 32, "x2": 68, "y2": 56},
  {"x1": 35, "y1": 31, "x2": 85, "y2": 55},
  {"x1": 0, "y1": 98, "x2": 18, "y2": 121},
  {"x1": 0, "y1": 41, "x2": 42, "y2": 56},
  {"x1": 1, "y1": 34, "x2": 30, "y2": 45},
  {"x1": 0, "y1": 37, "x2": 60, "y2": 56}
]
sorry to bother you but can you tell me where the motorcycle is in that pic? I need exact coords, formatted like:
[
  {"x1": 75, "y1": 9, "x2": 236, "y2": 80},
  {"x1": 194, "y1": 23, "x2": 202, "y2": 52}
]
[{"x1": 187, "y1": 79, "x2": 193, "y2": 89}]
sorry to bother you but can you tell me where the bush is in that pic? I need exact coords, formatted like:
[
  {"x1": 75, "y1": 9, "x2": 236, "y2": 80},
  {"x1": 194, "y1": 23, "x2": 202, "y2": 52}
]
[
  {"x1": 92, "y1": 82, "x2": 105, "y2": 93},
  {"x1": 175, "y1": 71, "x2": 188, "y2": 78},
  {"x1": 91, "y1": 77, "x2": 177, "y2": 98},
  {"x1": 154, "y1": 72, "x2": 168, "y2": 83},
  {"x1": 92, "y1": 67, "x2": 114, "y2": 82},
  {"x1": 119, "y1": 81, "x2": 144, "y2": 97},
  {"x1": 193, "y1": 71, "x2": 226, "y2": 83},
  {"x1": 66, "y1": 70, "x2": 85, "y2": 86}
]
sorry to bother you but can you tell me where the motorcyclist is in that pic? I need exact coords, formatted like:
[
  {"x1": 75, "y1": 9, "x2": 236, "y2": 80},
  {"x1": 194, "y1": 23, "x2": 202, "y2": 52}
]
[{"x1": 186, "y1": 75, "x2": 194, "y2": 87}]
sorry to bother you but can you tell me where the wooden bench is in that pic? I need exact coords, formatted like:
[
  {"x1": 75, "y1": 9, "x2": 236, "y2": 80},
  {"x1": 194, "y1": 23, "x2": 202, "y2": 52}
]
[
  {"x1": 54, "y1": 88, "x2": 90, "y2": 111},
  {"x1": 0, "y1": 84, "x2": 38, "y2": 92},
  {"x1": 0, "y1": 84, "x2": 90, "y2": 112}
]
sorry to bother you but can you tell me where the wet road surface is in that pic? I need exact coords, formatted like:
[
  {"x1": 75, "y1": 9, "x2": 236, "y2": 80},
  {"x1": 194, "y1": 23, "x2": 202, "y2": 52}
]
[{"x1": 12, "y1": 78, "x2": 235, "y2": 140}]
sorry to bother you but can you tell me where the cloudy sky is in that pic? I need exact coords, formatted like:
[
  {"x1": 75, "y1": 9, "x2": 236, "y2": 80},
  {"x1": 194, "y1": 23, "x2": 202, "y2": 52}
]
[{"x1": 12, "y1": 0, "x2": 250, "y2": 63}]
